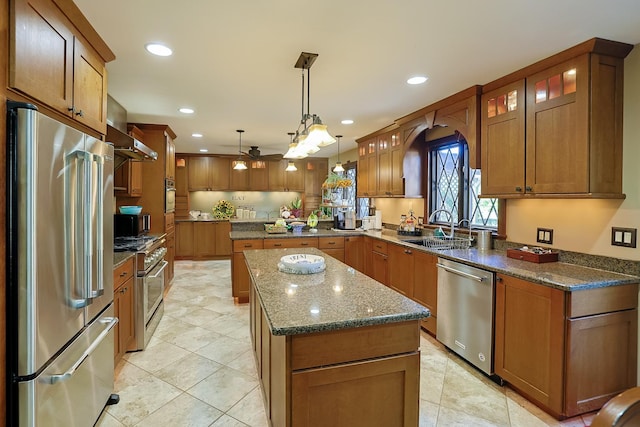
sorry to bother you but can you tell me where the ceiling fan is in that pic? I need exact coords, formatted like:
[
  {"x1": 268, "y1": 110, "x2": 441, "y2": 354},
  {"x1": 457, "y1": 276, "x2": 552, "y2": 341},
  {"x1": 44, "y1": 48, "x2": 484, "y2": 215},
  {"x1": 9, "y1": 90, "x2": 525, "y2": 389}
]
[{"x1": 240, "y1": 146, "x2": 283, "y2": 161}]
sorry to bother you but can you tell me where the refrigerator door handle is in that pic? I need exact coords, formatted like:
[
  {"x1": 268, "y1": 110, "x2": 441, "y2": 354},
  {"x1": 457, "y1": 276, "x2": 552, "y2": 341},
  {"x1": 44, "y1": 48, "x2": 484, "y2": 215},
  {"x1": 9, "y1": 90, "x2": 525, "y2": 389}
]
[
  {"x1": 89, "y1": 153, "x2": 105, "y2": 299},
  {"x1": 45, "y1": 316, "x2": 118, "y2": 385},
  {"x1": 65, "y1": 150, "x2": 91, "y2": 308}
]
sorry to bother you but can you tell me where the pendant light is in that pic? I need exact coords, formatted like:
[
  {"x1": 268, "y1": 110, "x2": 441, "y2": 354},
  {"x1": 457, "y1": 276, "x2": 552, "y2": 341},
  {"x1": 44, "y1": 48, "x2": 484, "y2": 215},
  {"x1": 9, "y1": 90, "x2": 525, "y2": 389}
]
[
  {"x1": 284, "y1": 52, "x2": 335, "y2": 159},
  {"x1": 233, "y1": 129, "x2": 247, "y2": 170},
  {"x1": 333, "y1": 135, "x2": 344, "y2": 173},
  {"x1": 285, "y1": 133, "x2": 298, "y2": 171}
]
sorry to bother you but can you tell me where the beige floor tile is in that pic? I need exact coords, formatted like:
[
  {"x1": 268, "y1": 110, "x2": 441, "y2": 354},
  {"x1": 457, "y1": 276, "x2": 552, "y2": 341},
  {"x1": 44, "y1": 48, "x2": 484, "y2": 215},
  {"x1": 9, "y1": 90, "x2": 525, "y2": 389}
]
[
  {"x1": 226, "y1": 349, "x2": 259, "y2": 378},
  {"x1": 154, "y1": 352, "x2": 223, "y2": 391},
  {"x1": 187, "y1": 366, "x2": 260, "y2": 412},
  {"x1": 209, "y1": 414, "x2": 250, "y2": 426},
  {"x1": 105, "y1": 375, "x2": 183, "y2": 426},
  {"x1": 125, "y1": 340, "x2": 191, "y2": 373},
  {"x1": 440, "y1": 356, "x2": 509, "y2": 426},
  {"x1": 437, "y1": 405, "x2": 510, "y2": 426},
  {"x1": 134, "y1": 392, "x2": 224, "y2": 427},
  {"x1": 195, "y1": 335, "x2": 252, "y2": 365},
  {"x1": 95, "y1": 411, "x2": 125, "y2": 427},
  {"x1": 226, "y1": 387, "x2": 269, "y2": 427},
  {"x1": 180, "y1": 307, "x2": 228, "y2": 328},
  {"x1": 419, "y1": 399, "x2": 440, "y2": 427}
]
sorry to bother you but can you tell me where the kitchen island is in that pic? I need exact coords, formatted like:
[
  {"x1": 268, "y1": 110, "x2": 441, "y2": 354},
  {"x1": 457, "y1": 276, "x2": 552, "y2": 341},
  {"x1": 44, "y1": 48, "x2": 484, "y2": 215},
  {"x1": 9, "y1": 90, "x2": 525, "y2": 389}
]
[{"x1": 244, "y1": 247, "x2": 429, "y2": 427}]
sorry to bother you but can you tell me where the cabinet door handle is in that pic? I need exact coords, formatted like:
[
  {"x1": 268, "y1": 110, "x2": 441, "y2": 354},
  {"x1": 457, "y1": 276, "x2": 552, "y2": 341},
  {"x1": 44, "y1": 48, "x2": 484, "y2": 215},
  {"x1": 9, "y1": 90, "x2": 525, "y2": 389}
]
[
  {"x1": 404, "y1": 249, "x2": 412, "y2": 254},
  {"x1": 119, "y1": 272, "x2": 128, "y2": 277},
  {"x1": 75, "y1": 110, "x2": 84, "y2": 117},
  {"x1": 274, "y1": 243, "x2": 282, "y2": 247},
  {"x1": 525, "y1": 186, "x2": 533, "y2": 192},
  {"x1": 244, "y1": 244, "x2": 252, "y2": 248},
  {"x1": 515, "y1": 186, "x2": 522, "y2": 192}
]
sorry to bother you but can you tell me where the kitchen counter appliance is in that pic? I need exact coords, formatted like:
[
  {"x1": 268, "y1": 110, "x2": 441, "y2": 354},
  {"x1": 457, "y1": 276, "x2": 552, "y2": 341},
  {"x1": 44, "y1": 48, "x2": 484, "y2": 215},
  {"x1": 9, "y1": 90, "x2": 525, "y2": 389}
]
[
  {"x1": 6, "y1": 102, "x2": 118, "y2": 426},
  {"x1": 128, "y1": 236, "x2": 167, "y2": 350},
  {"x1": 436, "y1": 258, "x2": 498, "y2": 380}
]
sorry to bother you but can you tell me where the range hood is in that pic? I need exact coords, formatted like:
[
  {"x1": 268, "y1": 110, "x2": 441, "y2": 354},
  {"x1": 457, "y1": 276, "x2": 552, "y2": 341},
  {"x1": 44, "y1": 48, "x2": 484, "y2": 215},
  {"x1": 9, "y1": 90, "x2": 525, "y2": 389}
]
[{"x1": 107, "y1": 125, "x2": 158, "y2": 162}]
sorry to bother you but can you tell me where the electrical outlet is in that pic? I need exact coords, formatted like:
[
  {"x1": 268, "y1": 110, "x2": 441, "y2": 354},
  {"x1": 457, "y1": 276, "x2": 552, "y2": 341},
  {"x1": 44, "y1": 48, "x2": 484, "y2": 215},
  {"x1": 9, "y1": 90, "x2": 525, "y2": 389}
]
[
  {"x1": 536, "y1": 228, "x2": 553, "y2": 244},
  {"x1": 611, "y1": 227, "x2": 637, "y2": 248}
]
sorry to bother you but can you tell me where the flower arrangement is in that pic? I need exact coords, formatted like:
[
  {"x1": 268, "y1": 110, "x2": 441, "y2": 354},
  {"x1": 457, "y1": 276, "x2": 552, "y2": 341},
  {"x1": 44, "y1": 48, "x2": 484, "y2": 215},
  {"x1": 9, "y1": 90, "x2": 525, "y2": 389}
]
[
  {"x1": 322, "y1": 172, "x2": 352, "y2": 189},
  {"x1": 212, "y1": 199, "x2": 235, "y2": 219}
]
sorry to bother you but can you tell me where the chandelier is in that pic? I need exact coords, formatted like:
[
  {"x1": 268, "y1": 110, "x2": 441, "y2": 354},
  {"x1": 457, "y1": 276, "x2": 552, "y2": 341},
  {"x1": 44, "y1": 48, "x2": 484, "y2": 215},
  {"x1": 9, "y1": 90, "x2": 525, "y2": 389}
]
[{"x1": 284, "y1": 52, "x2": 335, "y2": 159}]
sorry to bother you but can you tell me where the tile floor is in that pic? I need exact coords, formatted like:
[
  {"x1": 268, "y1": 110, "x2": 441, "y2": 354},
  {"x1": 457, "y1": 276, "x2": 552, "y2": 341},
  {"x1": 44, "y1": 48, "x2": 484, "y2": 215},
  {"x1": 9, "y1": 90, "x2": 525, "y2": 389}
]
[{"x1": 96, "y1": 260, "x2": 598, "y2": 427}]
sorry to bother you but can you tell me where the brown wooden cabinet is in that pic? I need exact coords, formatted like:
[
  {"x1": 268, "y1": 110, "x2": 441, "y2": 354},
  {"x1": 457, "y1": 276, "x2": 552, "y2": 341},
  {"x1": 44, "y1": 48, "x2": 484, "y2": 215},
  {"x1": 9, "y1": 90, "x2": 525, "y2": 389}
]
[
  {"x1": 481, "y1": 80, "x2": 526, "y2": 196},
  {"x1": 10, "y1": 0, "x2": 112, "y2": 134},
  {"x1": 232, "y1": 239, "x2": 264, "y2": 301},
  {"x1": 175, "y1": 222, "x2": 194, "y2": 258},
  {"x1": 495, "y1": 274, "x2": 638, "y2": 418},
  {"x1": 344, "y1": 236, "x2": 364, "y2": 271},
  {"x1": 166, "y1": 136, "x2": 175, "y2": 180},
  {"x1": 264, "y1": 237, "x2": 319, "y2": 249},
  {"x1": 411, "y1": 251, "x2": 438, "y2": 335},
  {"x1": 188, "y1": 156, "x2": 231, "y2": 191},
  {"x1": 114, "y1": 160, "x2": 143, "y2": 197},
  {"x1": 269, "y1": 159, "x2": 305, "y2": 191},
  {"x1": 318, "y1": 236, "x2": 344, "y2": 262},
  {"x1": 370, "y1": 240, "x2": 388, "y2": 286},
  {"x1": 113, "y1": 258, "x2": 135, "y2": 364},
  {"x1": 387, "y1": 243, "x2": 414, "y2": 297},
  {"x1": 249, "y1": 160, "x2": 269, "y2": 191},
  {"x1": 481, "y1": 39, "x2": 632, "y2": 198},
  {"x1": 304, "y1": 158, "x2": 328, "y2": 217}
]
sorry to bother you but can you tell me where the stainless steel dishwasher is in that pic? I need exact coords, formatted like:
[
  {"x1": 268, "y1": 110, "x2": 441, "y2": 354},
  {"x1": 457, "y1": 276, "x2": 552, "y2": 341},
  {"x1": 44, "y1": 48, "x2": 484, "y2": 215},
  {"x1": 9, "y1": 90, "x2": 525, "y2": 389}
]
[{"x1": 436, "y1": 258, "x2": 496, "y2": 376}]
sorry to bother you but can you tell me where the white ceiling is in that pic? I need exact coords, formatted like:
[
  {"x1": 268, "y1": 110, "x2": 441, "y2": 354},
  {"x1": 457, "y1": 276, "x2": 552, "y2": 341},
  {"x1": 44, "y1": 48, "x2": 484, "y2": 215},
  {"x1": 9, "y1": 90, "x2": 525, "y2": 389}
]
[{"x1": 74, "y1": 0, "x2": 640, "y2": 157}]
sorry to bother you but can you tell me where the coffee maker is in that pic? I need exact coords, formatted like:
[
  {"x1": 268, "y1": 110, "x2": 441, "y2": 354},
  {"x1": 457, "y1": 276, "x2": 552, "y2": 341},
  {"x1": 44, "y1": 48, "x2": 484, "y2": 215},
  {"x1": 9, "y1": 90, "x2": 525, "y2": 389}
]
[{"x1": 334, "y1": 209, "x2": 358, "y2": 230}]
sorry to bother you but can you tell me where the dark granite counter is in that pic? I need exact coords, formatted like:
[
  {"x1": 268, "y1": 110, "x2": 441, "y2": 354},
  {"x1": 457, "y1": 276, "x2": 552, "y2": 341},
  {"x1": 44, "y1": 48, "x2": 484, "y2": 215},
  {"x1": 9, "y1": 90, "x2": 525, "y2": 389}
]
[
  {"x1": 113, "y1": 251, "x2": 135, "y2": 268},
  {"x1": 232, "y1": 229, "x2": 640, "y2": 291},
  {"x1": 244, "y1": 247, "x2": 430, "y2": 336}
]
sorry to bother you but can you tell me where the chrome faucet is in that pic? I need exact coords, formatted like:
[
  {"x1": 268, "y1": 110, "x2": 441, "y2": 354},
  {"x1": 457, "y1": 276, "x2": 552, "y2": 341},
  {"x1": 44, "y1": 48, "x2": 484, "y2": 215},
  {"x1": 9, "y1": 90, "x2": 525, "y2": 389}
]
[
  {"x1": 457, "y1": 218, "x2": 475, "y2": 245},
  {"x1": 428, "y1": 209, "x2": 455, "y2": 238}
]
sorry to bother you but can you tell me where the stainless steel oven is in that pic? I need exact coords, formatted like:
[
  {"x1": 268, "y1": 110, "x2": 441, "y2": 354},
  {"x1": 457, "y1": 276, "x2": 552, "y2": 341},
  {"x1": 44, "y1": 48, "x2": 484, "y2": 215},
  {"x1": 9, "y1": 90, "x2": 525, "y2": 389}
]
[
  {"x1": 114, "y1": 235, "x2": 168, "y2": 351},
  {"x1": 165, "y1": 179, "x2": 176, "y2": 213}
]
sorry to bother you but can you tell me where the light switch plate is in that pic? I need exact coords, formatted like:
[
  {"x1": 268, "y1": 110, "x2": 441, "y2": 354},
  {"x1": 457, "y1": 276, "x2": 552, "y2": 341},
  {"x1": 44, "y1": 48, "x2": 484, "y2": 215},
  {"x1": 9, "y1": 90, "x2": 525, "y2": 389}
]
[
  {"x1": 611, "y1": 227, "x2": 637, "y2": 248},
  {"x1": 536, "y1": 228, "x2": 553, "y2": 244}
]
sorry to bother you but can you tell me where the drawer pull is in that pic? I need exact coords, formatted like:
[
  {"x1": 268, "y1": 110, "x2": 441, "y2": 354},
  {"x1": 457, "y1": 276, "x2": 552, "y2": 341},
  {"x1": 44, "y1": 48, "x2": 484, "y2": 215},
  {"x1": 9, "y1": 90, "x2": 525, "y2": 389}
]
[
  {"x1": 274, "y1": 243, "x2": 282, "y2": 247},
  {"x1": 301, "y1": 242, "x2": 309, "y2": 246},
  {"x1": 119, "y1": 272, "x2": 127, "y2": 277},
  {"x1": 244, "y1": 244, "x2": 252, "y2": 248},
  {"x1": 328, "y1": 241, "x2": 336, "y2": 245}
]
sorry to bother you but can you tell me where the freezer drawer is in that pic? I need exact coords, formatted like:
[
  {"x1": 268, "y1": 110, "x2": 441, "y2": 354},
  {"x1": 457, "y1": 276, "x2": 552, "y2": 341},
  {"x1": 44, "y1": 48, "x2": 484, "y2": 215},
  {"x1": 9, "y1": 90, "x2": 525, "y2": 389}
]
[{"x1": 17, "y1": 305, "x2": 117, "y2": 427}]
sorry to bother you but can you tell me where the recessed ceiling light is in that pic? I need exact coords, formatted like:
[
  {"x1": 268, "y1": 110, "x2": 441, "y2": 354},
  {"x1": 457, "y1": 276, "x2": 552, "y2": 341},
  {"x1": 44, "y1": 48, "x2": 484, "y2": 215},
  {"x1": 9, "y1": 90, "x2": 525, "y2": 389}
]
[
  {"x1": 199, "y1": 148, "x2": 208, "y2": 153},
  {"x1": 145, "y1": 43, "x2": 172, "y2": 57},
  {"x1": 341, "y1": 119, "x2": 354, "y2": 125},
  {"x1": 407, "y1": 76, "x2": 428, "y2": 85},
  {"x1": 179, "y1": 107, "x2": 194, "y2": 114},
  {"x1": 192, "y1": 133, "x2": 203, "y2": 138}
]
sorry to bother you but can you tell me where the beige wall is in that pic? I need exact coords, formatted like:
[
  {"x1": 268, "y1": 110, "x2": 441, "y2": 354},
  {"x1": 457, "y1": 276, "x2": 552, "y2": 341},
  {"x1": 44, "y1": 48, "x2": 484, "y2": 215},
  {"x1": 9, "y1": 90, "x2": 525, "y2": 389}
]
[{"x1": 506, "y1": 45, "x2": 640, "y2": 260}]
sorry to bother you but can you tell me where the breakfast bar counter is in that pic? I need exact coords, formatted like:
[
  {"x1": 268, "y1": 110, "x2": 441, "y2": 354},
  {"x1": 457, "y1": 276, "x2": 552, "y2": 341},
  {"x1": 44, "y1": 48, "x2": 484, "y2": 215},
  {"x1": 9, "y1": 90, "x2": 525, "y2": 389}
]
[{"x1": 244, "y1": 247, "x2": 429, "y2": 427}]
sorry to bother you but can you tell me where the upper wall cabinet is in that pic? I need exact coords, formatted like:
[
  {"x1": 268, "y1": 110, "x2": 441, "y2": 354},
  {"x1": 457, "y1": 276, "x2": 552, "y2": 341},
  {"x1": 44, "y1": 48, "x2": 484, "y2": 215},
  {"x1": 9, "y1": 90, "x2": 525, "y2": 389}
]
[
  {"x1": 9, "y1": 0, "x2": 115, "y2": 134},
  {"x1": 481, "y1": 38, "x2": 633, "y2": 198},
  {"x1": 188, "y1": 156, "x2": 230, "y2": 191}
]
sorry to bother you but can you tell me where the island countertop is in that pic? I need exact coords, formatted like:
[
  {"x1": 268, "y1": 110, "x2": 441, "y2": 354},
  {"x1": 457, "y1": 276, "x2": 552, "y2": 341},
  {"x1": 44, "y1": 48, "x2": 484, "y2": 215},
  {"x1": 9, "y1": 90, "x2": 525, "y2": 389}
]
[{"x1": 243, "y1": 247, "x2": 430, "y2": 336}]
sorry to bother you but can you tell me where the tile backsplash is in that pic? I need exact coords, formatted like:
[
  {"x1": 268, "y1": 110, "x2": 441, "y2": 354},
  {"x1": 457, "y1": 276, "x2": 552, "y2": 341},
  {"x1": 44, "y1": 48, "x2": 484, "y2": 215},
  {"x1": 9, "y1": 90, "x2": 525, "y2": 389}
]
[{"x1": 190, "y1": 191, "x2": 302, "y2": 220}]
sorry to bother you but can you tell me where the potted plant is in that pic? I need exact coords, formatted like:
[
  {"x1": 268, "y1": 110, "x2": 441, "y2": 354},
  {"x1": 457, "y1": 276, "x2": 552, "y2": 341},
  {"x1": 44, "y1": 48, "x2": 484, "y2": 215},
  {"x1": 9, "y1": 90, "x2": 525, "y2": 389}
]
[{"x1": 290, "y1": 197, "x2": 303, "y2": 218}]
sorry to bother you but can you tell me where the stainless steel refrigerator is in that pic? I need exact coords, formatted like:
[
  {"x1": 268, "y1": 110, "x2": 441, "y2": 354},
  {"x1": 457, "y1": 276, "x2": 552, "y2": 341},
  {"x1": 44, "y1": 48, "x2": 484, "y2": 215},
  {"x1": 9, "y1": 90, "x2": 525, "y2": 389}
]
[{"x1": 6, "y1": 102, "x2": 117, "y2": 426}]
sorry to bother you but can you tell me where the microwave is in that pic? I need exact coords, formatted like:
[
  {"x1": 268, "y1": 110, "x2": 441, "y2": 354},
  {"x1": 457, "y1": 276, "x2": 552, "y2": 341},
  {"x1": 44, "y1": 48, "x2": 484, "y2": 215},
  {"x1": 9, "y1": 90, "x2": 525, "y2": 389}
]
[{"x1": 114, "y1": 213, "x2": 151, "y2": 237}]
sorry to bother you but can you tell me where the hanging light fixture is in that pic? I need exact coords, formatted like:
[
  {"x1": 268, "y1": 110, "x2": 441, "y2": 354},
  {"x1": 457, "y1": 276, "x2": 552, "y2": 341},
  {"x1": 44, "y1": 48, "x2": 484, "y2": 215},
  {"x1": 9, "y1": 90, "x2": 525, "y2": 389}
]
[
  {"x1": 233, "y1": 129, "x2": 247, "y2": 170},
  {"x1": 333, "y1": 135, "x2": 344, "y2": 173},
  {"x1": 284, "y1": 52, "x2": 335, "y2": 159},
  {"x1": 284, "y1": 133, "x2": 298, "y2": 171}
]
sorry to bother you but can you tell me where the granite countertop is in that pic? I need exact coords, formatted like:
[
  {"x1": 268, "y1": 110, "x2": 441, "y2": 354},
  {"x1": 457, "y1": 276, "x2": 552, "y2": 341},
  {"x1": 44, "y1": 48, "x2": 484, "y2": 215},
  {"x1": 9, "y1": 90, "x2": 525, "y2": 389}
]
[
  {"x1": 244, "y1": 247, "x2": 430, "y2": 336},
  {"x1": 114, "y1": 252, "x2": 135, "y2": 268},
  {"x1": 232, "y1": 229, "x2": 640, "y2": 291}
]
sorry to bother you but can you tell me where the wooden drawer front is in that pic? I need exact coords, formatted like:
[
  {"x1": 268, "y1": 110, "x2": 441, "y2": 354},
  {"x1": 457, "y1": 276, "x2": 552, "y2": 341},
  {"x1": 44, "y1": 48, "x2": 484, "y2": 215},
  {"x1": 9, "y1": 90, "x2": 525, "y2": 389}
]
[
  {"x1": 113, "y1": 258, "x2": 134, "y2": 289},
  {"x1": 233, "y1": 239, "x2": 264, "y2": 253},
  {"x1": 318, "y1": 237, "x2": 345, "y2": 249},
  {"x1": 264, "y1": 238, "x2": 319, "y2": 249},
  {"x1": 372, "y1": 239, "x2": 388, "y2": 254},
  {"x1": 568, "y1": 283, "x2": 639, "y2": 318},
  {"x1": 291, "y1": 320, "x2": 419, "y2": 371}
]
